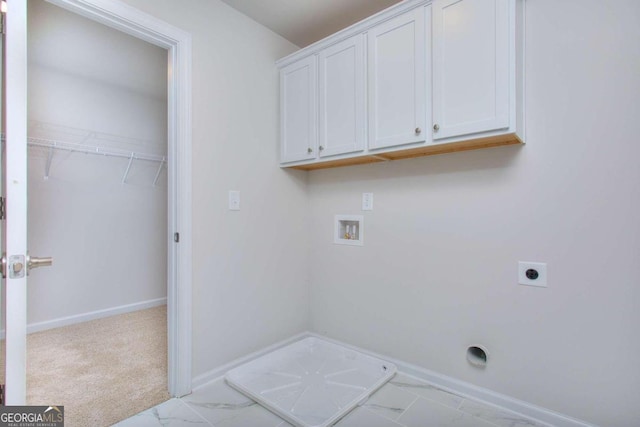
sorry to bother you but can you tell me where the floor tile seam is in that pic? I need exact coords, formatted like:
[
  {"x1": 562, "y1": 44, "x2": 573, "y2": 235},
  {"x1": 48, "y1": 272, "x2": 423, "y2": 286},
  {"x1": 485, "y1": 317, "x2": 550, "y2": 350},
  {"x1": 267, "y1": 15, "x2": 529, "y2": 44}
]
[
  {"x1": 401, "y1": 394, "x2": 487, "y2": 426},
  {"x1": 363, "y1": 392, "x2": 419, "y2": 424},
  {"x1": 456, "y1": 398, "x2": 504, "y2": 427},
  {"x1": 387, "y1": 379, "x2": 423, "y2": 400},
  {"x1": 390, "y1": 375, "x2": 463, "y2": 404},
  {"x1": 414, "y1": 395, "x2": 503, "y2": 427},
  {"x1": 361, "y1": 407, "x2": 408, "y2": 427},
  {"x1": 397, "y1": 394, "x2": 419, "y2": 421},
  {"x1": 394, "y1": 394, "x2": 425, "y2": 426},
  {"x1": 393, "y1": 372, "x2": 539, "y2": 426},
  {"x1": 456, "y1": 398, "x2": 529, "y2": 427},
  {"x1": 366, "y1": 383, "x2": 420, "y2": 416},
  {"x1": 383, "y1": 382, "x2": 437, "y2": 408},
  {"x1": 177, "y1": 396, "x2": 216, "y2": 426},
  {"x1": 403, "y1": 387, "x2": 464, "y2": 413}
]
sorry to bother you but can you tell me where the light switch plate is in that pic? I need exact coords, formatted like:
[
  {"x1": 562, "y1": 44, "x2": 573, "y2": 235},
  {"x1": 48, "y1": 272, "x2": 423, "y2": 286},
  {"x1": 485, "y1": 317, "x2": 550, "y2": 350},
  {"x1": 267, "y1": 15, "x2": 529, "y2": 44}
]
[
  {"x1": 518, "y1": 261, "x2": 547, "y2": 287},
  {"x1": 229, "y1": 190, "x2": 240, "y2": 211},
  {"x1": 362, "y1": 193, "x2": 373, "y2": 211}
]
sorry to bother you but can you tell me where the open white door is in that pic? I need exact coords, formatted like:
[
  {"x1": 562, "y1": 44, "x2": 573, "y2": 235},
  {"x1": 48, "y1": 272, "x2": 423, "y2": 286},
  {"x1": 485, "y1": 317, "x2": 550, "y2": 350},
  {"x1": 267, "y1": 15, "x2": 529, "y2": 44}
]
[
  {"x1": 2, "y1": 0, "x2": 28, "y2": 405},
  {"x1": 1, "y1": 0, "x2": 193, "y2": 402},
  {"x1": 2, "y1": 1, "x2": 54, "y2": 404}
]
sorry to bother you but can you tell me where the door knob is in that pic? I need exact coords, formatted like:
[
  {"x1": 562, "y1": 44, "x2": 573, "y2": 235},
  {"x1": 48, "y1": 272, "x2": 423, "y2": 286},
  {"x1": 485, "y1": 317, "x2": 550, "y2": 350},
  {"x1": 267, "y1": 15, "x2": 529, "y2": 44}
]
[
  {"x1": 27, "y1": 255, "x2": 53, "y2": 275},
  {"x1": 0, "y1": 254, "x2": 48, "y2": 278},
  {"x1": 307, "y1": 147, "x2": 313, "y2": 154},
  {"x1": 433, "y1": 124, "x2": 440, "y2": 132}
]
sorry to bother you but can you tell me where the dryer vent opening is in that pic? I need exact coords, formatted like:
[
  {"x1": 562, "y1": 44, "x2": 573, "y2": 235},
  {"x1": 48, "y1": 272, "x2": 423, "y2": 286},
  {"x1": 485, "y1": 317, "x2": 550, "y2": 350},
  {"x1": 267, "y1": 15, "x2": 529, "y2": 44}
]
[{"x1": 467, "y1": 346, "x2": 488, "y2": 368}]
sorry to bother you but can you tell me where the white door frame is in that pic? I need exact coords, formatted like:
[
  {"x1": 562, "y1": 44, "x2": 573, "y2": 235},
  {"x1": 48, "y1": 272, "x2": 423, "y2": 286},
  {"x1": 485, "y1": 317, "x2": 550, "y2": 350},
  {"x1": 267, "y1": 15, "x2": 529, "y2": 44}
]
[{"x1": 44, "y1": 0, "x2": 193, "y2": 397}]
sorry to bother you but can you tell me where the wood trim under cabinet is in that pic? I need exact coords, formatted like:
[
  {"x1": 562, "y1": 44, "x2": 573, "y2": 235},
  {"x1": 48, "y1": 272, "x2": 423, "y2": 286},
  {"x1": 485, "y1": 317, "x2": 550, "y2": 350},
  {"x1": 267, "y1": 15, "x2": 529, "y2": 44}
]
[{"x1": 287, "y1": 133, "x2": 522, "y2": 171}]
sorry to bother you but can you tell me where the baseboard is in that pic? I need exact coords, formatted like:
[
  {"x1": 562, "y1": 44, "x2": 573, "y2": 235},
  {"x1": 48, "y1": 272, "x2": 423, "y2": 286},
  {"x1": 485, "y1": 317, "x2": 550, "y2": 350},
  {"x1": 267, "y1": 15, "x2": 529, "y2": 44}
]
[
  {"x1": 306, "y1": 332, "x2": 597, "y2": 427},
  {"x1": 0, "y1": 297, "x2": 167, "y2": 339},
  {"x1": 192, "y1": 331, "x2": 596, "y2": 427},
  {"x1": 191, "y1": 331, "x2": 311, "y2": 390}
]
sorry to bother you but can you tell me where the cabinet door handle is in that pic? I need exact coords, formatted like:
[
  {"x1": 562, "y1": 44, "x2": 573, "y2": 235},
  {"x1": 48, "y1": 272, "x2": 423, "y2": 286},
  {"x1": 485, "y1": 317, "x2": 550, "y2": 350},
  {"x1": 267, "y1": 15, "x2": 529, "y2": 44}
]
[
  {"x1": 415, "y1": 128, "x2": 421, "y2": 135},
  {"x1": 319, "y1": 146, "x2": 324, "y2": 151},
  {"x1": 433, "y1": 124, "x2": 440, "y2": 132},
  {"x1": 307, "y1": 147, "x2": 313, "y2": 154}
]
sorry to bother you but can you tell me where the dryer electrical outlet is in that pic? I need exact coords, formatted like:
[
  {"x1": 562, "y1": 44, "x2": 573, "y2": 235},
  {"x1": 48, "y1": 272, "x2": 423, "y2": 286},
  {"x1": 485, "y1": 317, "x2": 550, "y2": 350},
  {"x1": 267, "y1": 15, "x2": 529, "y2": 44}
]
[{"x1": 518, "y1": 262, "x2": 547, "y2": 287}]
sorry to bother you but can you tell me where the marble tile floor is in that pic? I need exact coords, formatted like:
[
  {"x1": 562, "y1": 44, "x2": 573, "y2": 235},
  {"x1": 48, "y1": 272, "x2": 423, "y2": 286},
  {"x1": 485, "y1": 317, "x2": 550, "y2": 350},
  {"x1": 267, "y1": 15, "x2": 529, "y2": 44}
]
[{"x1": 114, "y1": 373, "x2": 551, "y2": 427}]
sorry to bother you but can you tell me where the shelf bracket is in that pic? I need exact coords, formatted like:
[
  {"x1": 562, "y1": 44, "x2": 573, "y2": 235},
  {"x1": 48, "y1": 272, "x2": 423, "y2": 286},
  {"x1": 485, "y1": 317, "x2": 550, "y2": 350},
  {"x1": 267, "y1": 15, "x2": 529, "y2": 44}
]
[
  {"x1": 44, "y1": 146, "x2": 54, "y2": 180},
  {"x1": 122, "y1": 152, "x2": 135, "y2": 184},
  {"x1": 153, "y1": 157, "x2": 166, "y2": 187}
]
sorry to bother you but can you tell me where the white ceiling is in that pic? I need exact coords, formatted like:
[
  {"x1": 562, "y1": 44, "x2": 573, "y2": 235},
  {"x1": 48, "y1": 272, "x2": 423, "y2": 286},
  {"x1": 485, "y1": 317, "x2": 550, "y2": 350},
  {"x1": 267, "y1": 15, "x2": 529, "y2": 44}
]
[{"x1": 220, "y1": 0, "x2": 403, "y2": 48}]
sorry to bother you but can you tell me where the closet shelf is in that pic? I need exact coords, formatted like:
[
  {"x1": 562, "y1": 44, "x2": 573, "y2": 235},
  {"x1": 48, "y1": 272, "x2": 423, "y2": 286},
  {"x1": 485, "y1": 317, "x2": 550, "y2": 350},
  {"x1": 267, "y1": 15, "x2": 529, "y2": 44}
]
[
  {"x1": 28, "y1": 137, "x2": 166, "y2": 162},
  {"x1": 27, "y1": 137, "x2": 167, "y2": 185}
]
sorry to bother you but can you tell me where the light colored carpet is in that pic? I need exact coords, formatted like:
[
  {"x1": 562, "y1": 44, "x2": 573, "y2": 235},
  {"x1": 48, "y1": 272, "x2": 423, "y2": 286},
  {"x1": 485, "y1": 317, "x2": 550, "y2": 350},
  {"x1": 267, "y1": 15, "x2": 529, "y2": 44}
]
[{"x1": 0, "y1": 305, "x2": 170, "y2": 426}]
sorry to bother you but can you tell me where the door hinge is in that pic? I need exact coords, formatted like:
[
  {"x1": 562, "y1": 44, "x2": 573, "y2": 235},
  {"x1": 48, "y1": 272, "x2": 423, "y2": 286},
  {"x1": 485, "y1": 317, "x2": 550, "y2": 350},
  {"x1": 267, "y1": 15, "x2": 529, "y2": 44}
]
[
  {"x1": 0, "y1": 197, "x2": 5, "y2": 221},
  {"x1": 0, "y1": 4, "x2": 5, "y2": 36},
  {"x1": 174, "y1": 232, "x2": 179, "y2": 243}
]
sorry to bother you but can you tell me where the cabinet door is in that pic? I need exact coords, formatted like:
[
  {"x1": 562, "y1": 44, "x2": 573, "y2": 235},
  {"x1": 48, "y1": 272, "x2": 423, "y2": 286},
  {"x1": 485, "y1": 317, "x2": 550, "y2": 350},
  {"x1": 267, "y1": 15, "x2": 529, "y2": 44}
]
[
  {"x1": 280, "y1": 55, "x2": 317, "y2": 163},
  {"x1": 368, "y1": 7, "x2": 427, "y2": 150},
  {"x1": 318, "y1": 35, "x2": 365, "y2": 158},
  {"x1": 432, "y1": 0, "x2": 510, "y2": 140}
]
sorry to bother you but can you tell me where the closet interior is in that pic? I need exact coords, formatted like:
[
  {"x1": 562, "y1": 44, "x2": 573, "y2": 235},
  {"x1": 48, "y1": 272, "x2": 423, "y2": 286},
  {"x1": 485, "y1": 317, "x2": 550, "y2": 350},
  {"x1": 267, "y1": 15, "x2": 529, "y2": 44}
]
[{"x1": 19, "y1": 0, "x2": 169, "y2": 421}]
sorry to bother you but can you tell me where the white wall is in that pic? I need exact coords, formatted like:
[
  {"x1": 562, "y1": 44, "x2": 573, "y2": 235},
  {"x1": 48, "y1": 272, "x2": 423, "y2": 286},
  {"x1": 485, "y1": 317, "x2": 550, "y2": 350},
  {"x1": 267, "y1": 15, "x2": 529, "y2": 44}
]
[
  {"x1": 307, "y1": 1, "x2": 640, "y2": 426},
  {"x1": 26, "y1": 0, "x2": 168, "y2": 324},
  {"x1": 116, "y1": 0, "x2": 310, "y2": 378},
  {"x1": 64, "y1": 0, "x2": 639, "y2": 425}
]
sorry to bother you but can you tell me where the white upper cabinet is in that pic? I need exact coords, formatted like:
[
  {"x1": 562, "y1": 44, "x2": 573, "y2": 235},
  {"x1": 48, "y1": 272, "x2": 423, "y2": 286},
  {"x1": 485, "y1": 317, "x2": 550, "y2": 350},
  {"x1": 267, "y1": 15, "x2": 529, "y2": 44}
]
[
  {"x1": 432, "y1": 0, "x2": 510, "y2": 140},
  {"x1": 368, "y1": 7, "x2": 427, "y2": 150},
  {"x1": 277, "y1": 0, "x2": 523, "y2": 170},
  {"x1": 280, "y1": 55, "x2": 317, "y2": 163},
  {"x1": 318, "y1": 35, "x2": 366, "y2": 158}
]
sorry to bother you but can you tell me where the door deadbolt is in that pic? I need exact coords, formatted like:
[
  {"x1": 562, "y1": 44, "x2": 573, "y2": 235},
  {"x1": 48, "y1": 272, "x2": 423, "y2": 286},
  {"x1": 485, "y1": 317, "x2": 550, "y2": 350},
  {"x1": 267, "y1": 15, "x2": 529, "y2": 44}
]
[
  {"x1": 13, "y1": 262, "x2": 24, "y2": 274},
  {"x1": 7, "y1": 254, "x2": 26, "y2": 279}
]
